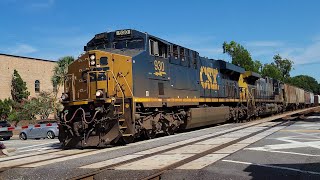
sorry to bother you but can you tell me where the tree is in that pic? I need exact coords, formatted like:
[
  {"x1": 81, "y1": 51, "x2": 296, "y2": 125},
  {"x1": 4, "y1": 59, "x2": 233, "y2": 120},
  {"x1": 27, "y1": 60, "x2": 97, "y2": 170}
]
[
  {"x1": 273, "y1": 54, "x2": 294, "y2": 80},
  {"x1": 223, "y1": 41, "x2": 258, "y2": 72},
  {"x1": 7, "y1": 100, "x2": 36, "y2": 124},
  {"x1": 51, "y1": 56, "x2": 74, "y2": 118},
  {"x1": 11, "y1": 69, "x2": 30, "y2": 103},
  {"x1": 51, "y1": 56, "x2": 74, "y2": 91},
  {"x1": 261, "y1": 63, "x2": 283, "y2": 81},
  {"x1": 289, "y1": 75, "x2": 319, "y2": 93},
  {"x1": 252, "y1": 60, "x2": 262, "y2": 73},
  {"x1": 33, "y1": 91, "x2": 55, "y2": 119}
]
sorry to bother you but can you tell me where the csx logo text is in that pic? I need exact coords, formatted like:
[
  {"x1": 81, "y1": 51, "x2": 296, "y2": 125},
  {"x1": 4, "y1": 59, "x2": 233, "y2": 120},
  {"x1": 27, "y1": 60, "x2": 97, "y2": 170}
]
[{"x1": 200, "y1": 66, "x2": 219, "y2": 90}]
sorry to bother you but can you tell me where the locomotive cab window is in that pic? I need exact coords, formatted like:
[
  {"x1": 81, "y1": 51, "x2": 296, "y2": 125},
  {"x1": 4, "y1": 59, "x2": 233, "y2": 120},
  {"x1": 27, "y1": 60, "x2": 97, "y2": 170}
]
[{"x1": 112, "y1": 38, "x2": 144, "y2": 50}]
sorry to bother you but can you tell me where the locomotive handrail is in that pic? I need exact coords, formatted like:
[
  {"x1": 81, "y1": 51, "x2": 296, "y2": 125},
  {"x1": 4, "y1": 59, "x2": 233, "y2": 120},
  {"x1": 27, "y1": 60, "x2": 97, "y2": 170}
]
[
  {"x1": 118, "y1": 72, "x2": 133, "y2": 97},
  {"x1": 65, "y1": 74, "x2": 76, "y2": 100},
  {"x1": 107, "y1": 70, "x2": 125, "y2": 113}
]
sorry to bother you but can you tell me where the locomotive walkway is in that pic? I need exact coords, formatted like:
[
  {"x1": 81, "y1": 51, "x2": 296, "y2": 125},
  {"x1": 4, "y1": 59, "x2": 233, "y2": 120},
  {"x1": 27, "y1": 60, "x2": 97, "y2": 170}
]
[{"x1": 0, "y1": 107, "x2": 320, "y2": 180}]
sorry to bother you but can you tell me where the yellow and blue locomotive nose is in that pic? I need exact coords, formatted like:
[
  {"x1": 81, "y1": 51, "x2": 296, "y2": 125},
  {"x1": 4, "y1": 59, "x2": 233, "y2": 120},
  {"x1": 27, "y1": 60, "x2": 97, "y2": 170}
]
[{"x1": 63, "y1": 50, "x2": 133, "y2": 104}]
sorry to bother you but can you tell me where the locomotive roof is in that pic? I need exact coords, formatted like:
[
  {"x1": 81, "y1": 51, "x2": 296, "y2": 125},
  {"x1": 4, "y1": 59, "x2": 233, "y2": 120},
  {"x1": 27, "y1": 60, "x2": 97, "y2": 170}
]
[
  {"x1": 87, "y1": 29, "x2": 200, "y2": 55},
  {"x1": 217, "y1": 60, "x2": 245, "y2": 74}
]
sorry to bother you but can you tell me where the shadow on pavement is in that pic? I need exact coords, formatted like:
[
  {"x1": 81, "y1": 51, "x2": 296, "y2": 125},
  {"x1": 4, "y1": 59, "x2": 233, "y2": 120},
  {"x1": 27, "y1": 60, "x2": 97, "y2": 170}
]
[{"x1": 244, "y1": 162, "x2": 320, "y2": 180}]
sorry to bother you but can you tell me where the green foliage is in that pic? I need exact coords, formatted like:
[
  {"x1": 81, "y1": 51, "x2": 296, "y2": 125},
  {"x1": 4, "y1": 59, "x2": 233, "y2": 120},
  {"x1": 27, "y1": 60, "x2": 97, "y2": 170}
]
[
  {"x1": 222, "y1": 41, "x2": 318, "y2": 93},
  {"x1": 252, "y1": 60, "x2": 262, "y2": 73},
  {"x1": 51, "y1": 56, "x2": 74, "y2": 89},
  {"x1": 11, "y1": 69, "x2": 30, "y2": 103},
  {"x1": 7, "y1": 91, "x2": 55, "y2": 122},
  {"x1": 289, "y1": 75, "x2": 320, "y2": 93},
  {"x1": 273, "y1": 54, "x2": 294, "y2": 79},
  {"x1": 0, "y1": 99, "x2": 13, "y2": 120},
  {"x1": 261, "y1": 63, "x2": 283, "y2": 81},
  {"x1": 223, "y1": 41, "x2": 262, "y2": 73},
  {"x1": 51, "y1": 56, "x2": 74, "y2": 119},
  {"x1": 33, "y1": 91, "x2": 55, "y2": 119},
  {"x1": 7, "y1": 101, "x2": 32, "y2": 122}
]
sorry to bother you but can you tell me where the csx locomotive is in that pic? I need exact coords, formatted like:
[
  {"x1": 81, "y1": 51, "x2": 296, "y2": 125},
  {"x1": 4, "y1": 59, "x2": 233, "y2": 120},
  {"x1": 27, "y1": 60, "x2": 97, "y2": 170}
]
[{"x1": 59, "y1": 29, "x2": 315, "y2": 148}]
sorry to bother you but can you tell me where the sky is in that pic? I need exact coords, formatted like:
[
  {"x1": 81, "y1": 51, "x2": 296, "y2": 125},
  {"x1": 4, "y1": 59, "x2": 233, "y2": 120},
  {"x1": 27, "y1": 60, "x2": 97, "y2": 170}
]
[{"x1": 0, "y1": 0, "x2": 319, "y2": 81}]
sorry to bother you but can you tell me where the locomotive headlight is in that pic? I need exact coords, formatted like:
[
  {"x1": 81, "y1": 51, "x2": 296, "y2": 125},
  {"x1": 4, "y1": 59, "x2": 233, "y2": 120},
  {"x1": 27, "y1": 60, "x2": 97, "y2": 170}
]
[
  {"x1": 96, "y1": 90, "x2": 103, "y2": 97},
  {"x1": 90, "y1": 54, "x2": 95, "y2": 60},
  {"x1": 90, "y1": 60, "x2": 96, "y2": 66}
]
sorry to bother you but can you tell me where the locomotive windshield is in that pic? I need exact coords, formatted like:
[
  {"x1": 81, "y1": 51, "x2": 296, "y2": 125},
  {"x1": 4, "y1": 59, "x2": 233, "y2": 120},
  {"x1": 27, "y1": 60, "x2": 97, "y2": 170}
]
[{"x1": 112, "y1": 38, "x2": 144, "y2": 50}]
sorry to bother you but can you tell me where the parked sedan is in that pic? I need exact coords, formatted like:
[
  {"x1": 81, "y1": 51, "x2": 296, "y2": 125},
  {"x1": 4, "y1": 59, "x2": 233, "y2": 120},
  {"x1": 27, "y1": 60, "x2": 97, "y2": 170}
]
[
  {"x1": 0, "y1": 120, "x2": 13, "y2": 140},
  {"x1": 19, "y1": 121, "x2": 59, "y2": 140}
]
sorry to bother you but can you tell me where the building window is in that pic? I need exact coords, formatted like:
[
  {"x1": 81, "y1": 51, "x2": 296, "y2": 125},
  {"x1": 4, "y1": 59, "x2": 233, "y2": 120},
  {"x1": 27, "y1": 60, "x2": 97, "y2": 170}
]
[{"x1": 35, "y1": 80, "x2": 40, "y2": 93}]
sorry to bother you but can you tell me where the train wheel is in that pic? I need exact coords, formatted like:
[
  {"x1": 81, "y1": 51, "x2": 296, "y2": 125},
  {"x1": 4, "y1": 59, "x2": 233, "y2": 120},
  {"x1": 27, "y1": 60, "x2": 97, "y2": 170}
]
[{"x1": 143, "y1": 129, "x2": 156, "y2": 139}]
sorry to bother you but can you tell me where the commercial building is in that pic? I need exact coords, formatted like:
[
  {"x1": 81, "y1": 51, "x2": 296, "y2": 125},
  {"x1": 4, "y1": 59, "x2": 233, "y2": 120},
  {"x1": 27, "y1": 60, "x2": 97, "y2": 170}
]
[{"x1": 0, "y1": 53, "x2": 62, "y2": 100}]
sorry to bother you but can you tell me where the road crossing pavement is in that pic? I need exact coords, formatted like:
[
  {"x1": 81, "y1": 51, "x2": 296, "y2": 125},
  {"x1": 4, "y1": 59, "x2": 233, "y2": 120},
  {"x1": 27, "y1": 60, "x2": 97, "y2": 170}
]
[
  {"x1": 1, "y1": 137, "x2": 60, "y2": 156},
  {"x1": 0, "y1": 114, "x2": 320, "y2": 180}
]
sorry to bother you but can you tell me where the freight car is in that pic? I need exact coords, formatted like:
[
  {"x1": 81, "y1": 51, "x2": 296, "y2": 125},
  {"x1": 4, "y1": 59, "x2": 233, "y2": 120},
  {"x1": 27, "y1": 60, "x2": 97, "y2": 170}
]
[
  {"x1": 58, "y1": 29, "x2": 311, "y2": 148},
  {"x1": 315, "y1": 95, "x2": 320, "y2": 106},
  {"x1": 304, "y1": 91, "x2": 314, "y2": 107}
]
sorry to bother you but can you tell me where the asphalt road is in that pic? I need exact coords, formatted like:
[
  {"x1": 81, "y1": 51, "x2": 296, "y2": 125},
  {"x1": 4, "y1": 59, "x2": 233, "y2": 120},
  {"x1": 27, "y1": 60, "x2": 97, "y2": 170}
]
[
  {"x1": 1, "y1": 113, "x2": 320, "y2": 180},
  {"x1": 1, "y1": 136, "x2": 60, "y2": 156},
  {"x1": 161, "y1": 115, "x2": 320, "y2": 180}
]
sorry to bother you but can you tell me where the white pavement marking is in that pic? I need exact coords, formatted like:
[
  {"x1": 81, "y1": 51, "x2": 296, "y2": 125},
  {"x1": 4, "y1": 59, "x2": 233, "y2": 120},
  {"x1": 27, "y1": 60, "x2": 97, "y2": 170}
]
[
  {"x1": 0, "y1": 149, "x2": 60, "y2": 162},
  {"x1": 245, "y1": 148, "x2": 320, "y2": 157},
  {"x1": 18, "y1": 147, "x2": 55, "y2": 153},
  {"x1": 176, "y1": 154, "x2": 228, "y2": 169},
  {"x1": 114, "y1": 154, "x2": 194, "y2": 170},
  {"x1": 17, "y1": 141, "x2": 59, "y2": 150},
  {"x1": 80, "y1": 155, "x2": 143, "y2": 169},
  {"x1": 222, "y1": 159, "x2": 320, "y2": 175},
  {"x1": 0, "y1": 154, "x2": 64, "y2": 168},
  {"x1": 246, "y1": 133, "x2": 320, "y2": 154}
]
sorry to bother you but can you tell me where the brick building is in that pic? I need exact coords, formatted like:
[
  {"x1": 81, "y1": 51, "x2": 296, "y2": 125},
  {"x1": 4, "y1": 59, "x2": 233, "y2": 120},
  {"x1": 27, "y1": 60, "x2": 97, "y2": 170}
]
[{"x1": 0, "y1": 53, "x2": 62, "y2": 100}]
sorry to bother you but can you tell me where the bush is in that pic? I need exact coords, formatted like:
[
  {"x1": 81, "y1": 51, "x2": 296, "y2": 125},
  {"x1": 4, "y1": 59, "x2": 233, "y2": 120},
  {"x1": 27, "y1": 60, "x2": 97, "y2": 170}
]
[{"x1": 0, "y1": 99, "x2": 13, "y2": 120}]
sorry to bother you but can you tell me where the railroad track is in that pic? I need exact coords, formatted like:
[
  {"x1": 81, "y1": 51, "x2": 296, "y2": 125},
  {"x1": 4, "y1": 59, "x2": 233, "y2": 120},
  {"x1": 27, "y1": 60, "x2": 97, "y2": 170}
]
[
  {"x1": 0, "y1": 107, "x2": 318, "y2": 179},
  {"x1": 69, "y1": 107, "x2": 319, "y2": 180}
]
